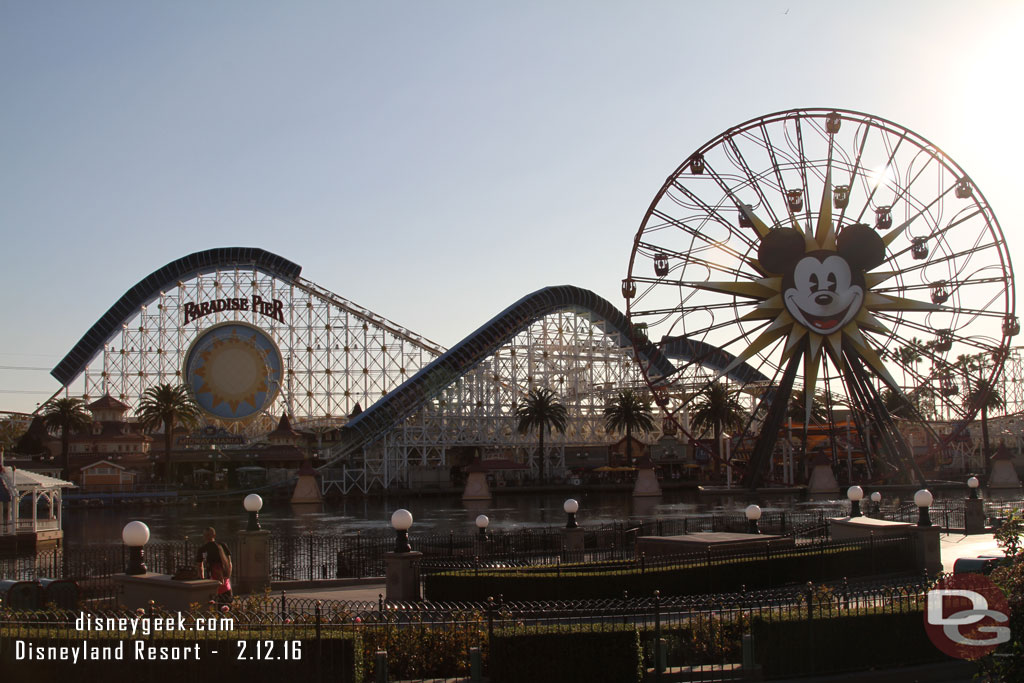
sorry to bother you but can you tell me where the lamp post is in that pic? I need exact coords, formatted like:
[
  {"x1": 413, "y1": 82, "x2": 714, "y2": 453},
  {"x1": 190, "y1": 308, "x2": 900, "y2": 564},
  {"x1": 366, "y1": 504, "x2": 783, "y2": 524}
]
[
  {"x1": 476, "y1": 514, "x2": 489, "y2": 540},
  {"x1": 914, "y1": 489, "x2": 933, "y2": 527},
  {"x1": 745, "y1": 504, "x2": 762, "y2": 534},
  {"x1": 847, "y1": 486, "x2": 864, "y2": 517},
  {"x1": 391, "y1": 509, "x2": 413, "y2": 553},
  {"x1": 563, "y1": 499, "x2": 579, "y2": 529},
  {"x1": 122, "y1": 521, "x2": 150, "y2": 575},
  {"x1": 967, "y1": 476, "x2": 980, "y2": 499},
  {"x1": 244, "y1": 494, "x2": 263, "y2": 531},
  {"x1": 870, "y1": 491, "x2": 881, "y2": 517}
]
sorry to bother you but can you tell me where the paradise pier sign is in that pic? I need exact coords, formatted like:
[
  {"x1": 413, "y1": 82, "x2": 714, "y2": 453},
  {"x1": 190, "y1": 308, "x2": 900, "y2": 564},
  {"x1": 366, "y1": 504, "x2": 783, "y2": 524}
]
[{"x1": 183, "y1": 295, "x2": 285, "y2": 325}]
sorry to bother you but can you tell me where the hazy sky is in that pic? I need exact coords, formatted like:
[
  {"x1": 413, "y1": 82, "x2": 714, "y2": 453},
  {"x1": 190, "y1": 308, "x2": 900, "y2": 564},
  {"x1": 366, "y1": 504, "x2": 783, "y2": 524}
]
[{"x1": 2, "y1": 1, "x2": 1022, "y2": 412}]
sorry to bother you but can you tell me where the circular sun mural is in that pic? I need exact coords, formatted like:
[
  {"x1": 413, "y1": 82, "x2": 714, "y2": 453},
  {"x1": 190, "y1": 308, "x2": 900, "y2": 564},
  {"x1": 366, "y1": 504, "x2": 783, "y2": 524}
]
[{"x1": 183, "y1": 322, "x2": 283, "y2": 420}]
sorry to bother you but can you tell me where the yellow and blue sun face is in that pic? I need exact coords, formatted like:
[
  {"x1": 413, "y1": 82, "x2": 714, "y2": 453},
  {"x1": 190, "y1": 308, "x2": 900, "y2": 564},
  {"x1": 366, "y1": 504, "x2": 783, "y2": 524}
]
[
  {"x1": 692, "y1": 170, "x2": 942, "y2": 422},
  {"x1": 184, "y1": 322, "x2": 283, "y2": 420}
]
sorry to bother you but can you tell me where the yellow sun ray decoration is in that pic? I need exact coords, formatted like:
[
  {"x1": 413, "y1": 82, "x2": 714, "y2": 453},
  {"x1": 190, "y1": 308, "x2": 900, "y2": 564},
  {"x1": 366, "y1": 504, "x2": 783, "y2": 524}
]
[
  {"x1": 624, "y1": 109, "x2": 1016, "y2": 489},
  {"x1": 184, "y1": 322, "x2": 284, "y2": 421},
  {"x1": 692, "y1": 174, "x2": 943, "y2": 417}
]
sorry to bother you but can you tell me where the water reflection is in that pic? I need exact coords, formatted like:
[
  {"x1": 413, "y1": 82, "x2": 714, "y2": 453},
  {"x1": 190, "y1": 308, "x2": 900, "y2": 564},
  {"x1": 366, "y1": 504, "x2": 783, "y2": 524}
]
[{"x1": 60, "y1": 487, "x2": 1023, "y2": 545}]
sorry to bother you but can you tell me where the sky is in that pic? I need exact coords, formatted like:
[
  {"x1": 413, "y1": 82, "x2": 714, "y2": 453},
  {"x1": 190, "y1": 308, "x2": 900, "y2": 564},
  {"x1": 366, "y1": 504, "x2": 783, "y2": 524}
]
[{"x1": 2, "y1": 0, "x2": 1023, "y2": 413}]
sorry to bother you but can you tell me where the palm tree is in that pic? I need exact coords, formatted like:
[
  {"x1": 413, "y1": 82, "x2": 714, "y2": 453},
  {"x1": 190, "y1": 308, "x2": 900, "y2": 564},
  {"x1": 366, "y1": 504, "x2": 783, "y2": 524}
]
[
  {"x1": 137, "y1": 383, "x2": 202, "y2": 485},
  {"x1": 0, "y1": 418, "x2": 22, "y2": 454},
  {"x1": 690, "y1": 382, "x2": 747, "y2": 468},
  {"x1": 786, "y1": 388, "x2": 826, "y2": 424},
  {"x1": 880, "y1": 388, "x2": 921, "y2": 420},
  {"x1": 604, "y1": 389, "x2": 656, "y2": 467},
  {"x1": 515, "y1": 387, "x2": 568, "y2": 483},
  {"x1": 967, "y1": 379, "x2": 1005, "y2": 476},
  {"x1": 41, "y1": 397, "x2": 92, "y2": 480},
  {"x1": 895, "y1": 338, "x2": 926, "y2": 386}
]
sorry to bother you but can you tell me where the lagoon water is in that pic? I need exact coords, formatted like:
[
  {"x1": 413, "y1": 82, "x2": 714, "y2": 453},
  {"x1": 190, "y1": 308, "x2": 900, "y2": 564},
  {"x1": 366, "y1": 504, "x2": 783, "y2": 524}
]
[{"x1": 61, "y1": 487, "x2": 1015, "y2": 546}]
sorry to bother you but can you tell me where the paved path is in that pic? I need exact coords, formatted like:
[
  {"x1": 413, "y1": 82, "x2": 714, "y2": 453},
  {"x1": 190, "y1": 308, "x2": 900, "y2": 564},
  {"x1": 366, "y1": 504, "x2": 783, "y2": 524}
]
[
  {"x1": 280, "y1": 582, "x2": 386, "y2": 603},
  {"x1": 938, "y1": 531, "x2": 1004, "y2": 573}
]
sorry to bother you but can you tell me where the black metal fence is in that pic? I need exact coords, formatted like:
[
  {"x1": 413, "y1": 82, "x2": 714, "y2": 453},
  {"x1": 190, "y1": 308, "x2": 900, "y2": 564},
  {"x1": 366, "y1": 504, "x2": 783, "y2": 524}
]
[
  {"x1": 280, "y1": 511, "x2": 834, "y2": 581},
  {"x1": 0, "y1": 573, "x2": 939, "y2": 682},
  {"x1": 0, "y1": 539, "x2": 241, "y2": 606}
]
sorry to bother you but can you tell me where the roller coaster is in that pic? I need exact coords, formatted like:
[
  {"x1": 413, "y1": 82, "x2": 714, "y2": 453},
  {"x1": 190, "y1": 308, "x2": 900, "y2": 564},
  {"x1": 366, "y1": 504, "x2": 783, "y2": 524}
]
[{"x1": 35, "y1": 109, "x2": 1024, "y2": 493}]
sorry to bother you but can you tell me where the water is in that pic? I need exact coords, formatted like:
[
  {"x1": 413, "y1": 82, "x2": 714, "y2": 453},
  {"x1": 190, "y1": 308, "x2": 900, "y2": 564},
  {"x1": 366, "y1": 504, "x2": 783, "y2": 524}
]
[{"x1": 61, "y1": 487, "x2": 1022, "y2": 545}]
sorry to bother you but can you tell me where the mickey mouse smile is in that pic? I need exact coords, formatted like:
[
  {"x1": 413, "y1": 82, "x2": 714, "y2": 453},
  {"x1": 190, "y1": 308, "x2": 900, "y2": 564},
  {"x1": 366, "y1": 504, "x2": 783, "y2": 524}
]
[{"x1": 782, "y1": 254, "x2": 865, "y2": 335}]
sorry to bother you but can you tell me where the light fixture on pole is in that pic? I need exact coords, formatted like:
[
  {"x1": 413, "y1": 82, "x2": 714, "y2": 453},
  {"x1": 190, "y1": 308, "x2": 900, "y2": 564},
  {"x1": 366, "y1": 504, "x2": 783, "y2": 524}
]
[
  {"x1": 244, "y1": 493, "x2": 263, "y2": 531},
  {"x1": 914, "y1": 489, "x2": 933, "y2": 527},
  {"x1": 563, "y1": 499, "x2": 579, "y2": 529},
  {"x1": 745, "y1": 504, "x2": 762, "y2": 534},
  {"x1": 122, "y1": 521, "x2": 150, "y2": 575},
  {"x1": 391, "y1": 509, "x2": 413, "y2": 553},
  {"x1": 967, "y1": 476, "x2": 980, "y2": 499},
  {"x1": 476, "y1": 514, "x2": 489, "y2": 540},
  {"x1": 870, "y1": 491, "x2": 881, "y2": 516},
  {"x1": 847, "y1": 486, "x2": 864, "y2": 517}
]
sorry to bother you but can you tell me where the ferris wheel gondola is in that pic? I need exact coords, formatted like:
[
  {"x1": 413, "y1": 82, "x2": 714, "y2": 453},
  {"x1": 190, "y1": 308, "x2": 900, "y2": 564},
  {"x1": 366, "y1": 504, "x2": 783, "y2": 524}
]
[{"x1": 625, "y1": 108, "x2": 1015, "y2": 487}]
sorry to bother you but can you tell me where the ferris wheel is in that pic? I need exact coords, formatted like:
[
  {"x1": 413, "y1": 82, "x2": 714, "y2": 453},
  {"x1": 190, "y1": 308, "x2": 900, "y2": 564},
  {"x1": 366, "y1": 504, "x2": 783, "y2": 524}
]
[{"x1": 624, "y1": 108, "x2": 1016, "y2": 486}]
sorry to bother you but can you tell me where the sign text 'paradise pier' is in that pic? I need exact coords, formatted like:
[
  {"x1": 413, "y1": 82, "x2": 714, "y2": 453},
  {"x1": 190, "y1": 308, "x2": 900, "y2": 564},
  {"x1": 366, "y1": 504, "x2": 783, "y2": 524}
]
[{"x1": 183, "y1": 296, "x2": 285, "y2": 325}]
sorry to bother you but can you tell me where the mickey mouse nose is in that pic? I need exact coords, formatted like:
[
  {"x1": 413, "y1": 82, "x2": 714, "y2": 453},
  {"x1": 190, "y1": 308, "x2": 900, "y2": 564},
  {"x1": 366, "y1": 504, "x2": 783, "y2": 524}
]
[{"x1": 815, "y1": 293, "x2": 833, "y2": 305}]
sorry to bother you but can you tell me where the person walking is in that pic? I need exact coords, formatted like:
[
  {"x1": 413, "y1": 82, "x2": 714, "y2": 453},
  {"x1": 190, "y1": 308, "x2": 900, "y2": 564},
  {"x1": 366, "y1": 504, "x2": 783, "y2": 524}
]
[{"x1": 195, "y1": 526, "x2": 233, "y2": 604}]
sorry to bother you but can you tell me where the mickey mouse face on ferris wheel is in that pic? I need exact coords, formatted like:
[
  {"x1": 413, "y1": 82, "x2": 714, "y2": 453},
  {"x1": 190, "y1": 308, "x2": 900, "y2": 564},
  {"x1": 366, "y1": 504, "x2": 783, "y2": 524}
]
[{"x1": 758, "y1": 224, "x2": 886, "y2": 336}]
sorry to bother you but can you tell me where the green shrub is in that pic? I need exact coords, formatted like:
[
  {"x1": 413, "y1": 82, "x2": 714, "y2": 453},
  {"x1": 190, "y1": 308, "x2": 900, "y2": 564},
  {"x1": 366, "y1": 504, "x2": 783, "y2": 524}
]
[
  {"x1": 644, "y1": 611, "x2": 750, "y2": 667},
  {"x1": 979, "y1": 555, "x2": 1024, "y2": 681},
  {"x1": 752, "y1": 610, "x2": 951, "y2": 677},
  {"x1": 424, "y1": 544, "x2": 914, "y2": 601},
  {"x1": 489, "y1": 624, "x2": 642, "y2": 683},
  {"x1": 359, "y1": 611, "x2": 487, "y2": 682}
]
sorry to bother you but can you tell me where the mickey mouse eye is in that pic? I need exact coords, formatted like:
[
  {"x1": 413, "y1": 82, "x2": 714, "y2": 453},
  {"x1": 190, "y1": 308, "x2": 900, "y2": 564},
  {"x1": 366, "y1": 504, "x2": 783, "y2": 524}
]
[
  {"x1": 809, "y1": 273, "x2": 820, "y2": 291},
  {"x1": 827, "y1": 273, "x2": 837, "y2": 292}
]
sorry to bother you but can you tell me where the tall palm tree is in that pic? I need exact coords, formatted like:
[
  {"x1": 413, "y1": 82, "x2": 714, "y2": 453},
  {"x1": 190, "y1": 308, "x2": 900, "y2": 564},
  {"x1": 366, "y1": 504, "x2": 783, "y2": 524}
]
[
  {"x1": 690, "y1": 382, "x2": 747, "y2": 467},
  {"x1": 967, "y1": 379, "x2": 1005, "y2": 476},
  {"x1": 604, "y1": 389, "x2": 656, "y2": 467},
  {"x1": 137, "y1": 383, "x2": 202, "y2": 485},
  {"x1": 515, "y1": 387, "x2": 568, "y2": 483},
  {"x1": 41, "y1": 397, "x2": 92, "y2": 480},
  {"x1": 895, "y1": 338, "x2": 926, "y2": 386}
]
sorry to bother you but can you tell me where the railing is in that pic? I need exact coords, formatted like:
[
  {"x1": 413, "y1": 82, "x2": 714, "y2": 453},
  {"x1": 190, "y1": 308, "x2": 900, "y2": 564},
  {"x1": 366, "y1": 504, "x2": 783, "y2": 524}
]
[
  {"x1": 285, "y1": 511, "x2": 836, "y2": 581},
  {"x1": 0, "y1": 519, "x2": 62, "y2": 533},
  {"x1": 0, "y1": 573, "x2": 940, "y2": 682},
  {"x1": 0, "y1": 507, "x2": 904, "y2": 587},
  {"x1": 0, "y1": 539, "x2": 241, "y2": 605}
]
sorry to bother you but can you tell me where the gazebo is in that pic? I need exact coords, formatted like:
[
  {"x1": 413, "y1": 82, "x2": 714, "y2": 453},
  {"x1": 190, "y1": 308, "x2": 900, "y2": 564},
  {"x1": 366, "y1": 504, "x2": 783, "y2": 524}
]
[{"x1": 0, "y1": 463, "x2": 75, "y2": 551}]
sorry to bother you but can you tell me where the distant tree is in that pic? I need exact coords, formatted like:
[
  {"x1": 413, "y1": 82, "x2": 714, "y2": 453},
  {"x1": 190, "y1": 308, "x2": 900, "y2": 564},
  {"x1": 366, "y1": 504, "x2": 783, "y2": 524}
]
[
  {"x1": 954, "y1": 353, "x2": 982, "y2": 382},
  {"x1": 137, "y1": 384, "x2": 202, "y2": 485},
  {"x1": 690, "y1": 382, "x2": 746, "y2": 465},
  {"x1": 966, "y1": 378, "x2": 1005, "y2": 475},
  {"x1": 0, "y1": 418, "x2": 22, "y2": 454},
  {"x1": 880, "y1": 388, "x2": 921, "y2": 420},
  {"x1": 41, "y1": 397, "x2": 92, "y2": 480},
  {"x1": 515, "y1": 387, "x2": 568, "y2": 483},
  {"x1": 895, "y1": 338, "x2": 927, "y2": 385},
  {"x1": 786, "y1": 388, "x2": 827, "y2": 424},
  {"x1": 604, "y1": 389, "x2": 656, "y2": 467}
]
